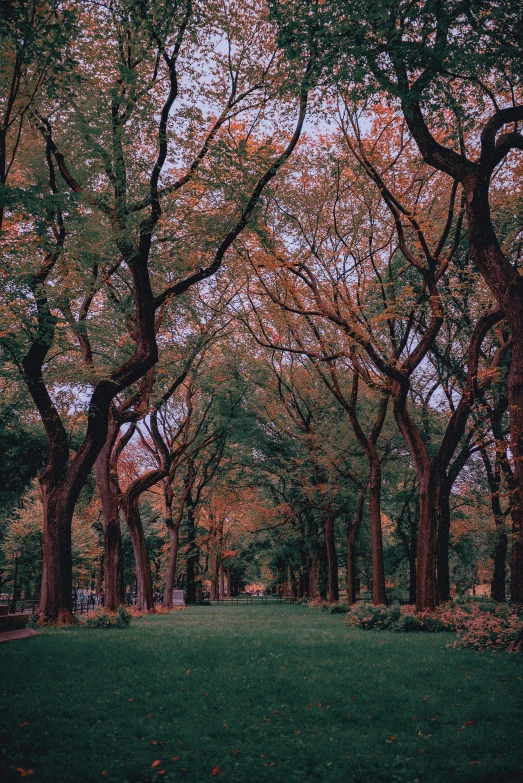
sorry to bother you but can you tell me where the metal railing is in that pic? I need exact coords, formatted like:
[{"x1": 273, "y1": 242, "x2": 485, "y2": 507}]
[
  {"x1": 207, "y1": 595, "x2": 286, "y2": 605},
  {"x1": 0, "y1": 599, "x2": 38, "y2": 615}
]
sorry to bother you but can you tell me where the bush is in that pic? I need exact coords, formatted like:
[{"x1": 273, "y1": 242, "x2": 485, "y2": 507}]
[
  {"x1": 455, "y1": 606, "x2": 522, "y2": 651},
  {"x1": 346, "y1": 599, "x2": 523, "y2": 650},
  {"x1": 330, "y1": 603, "x2": 348, "y2": 614},
  {"x1": 83, "y1": 607, "x2": 131, "y2": 629}
]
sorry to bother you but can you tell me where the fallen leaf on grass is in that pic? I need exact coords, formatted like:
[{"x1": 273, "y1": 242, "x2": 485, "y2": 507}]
[
  {"x1": 211, "y1": 766, "x2": 220, "y2": 776},
  {"x1": 16, "y1": 771, "x2": 33, "y2": 778},
  {"x1": 151, "y1": 760, "x2": 162, "y2": 769},
  {"x1": 385, "y1": 736, "x2": 396, "y2": 743},
  {"x1": 172, "y1": 756, "x2": 180, "y2": 761},
  {"x1": 19, "y1": 722, "x2": 30, "y2": 727},
  {"x1": 232, "y1": 750, "x2": 241, "y2": 754}
]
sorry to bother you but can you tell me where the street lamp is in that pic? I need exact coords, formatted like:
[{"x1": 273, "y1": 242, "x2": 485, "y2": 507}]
[{"x1": 9, "y1": 547, "x2": 21, "y2": 614}]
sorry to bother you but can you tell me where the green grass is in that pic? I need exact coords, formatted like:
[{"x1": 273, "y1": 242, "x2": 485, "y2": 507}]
[{"x1": 1, "y1": 605, "x2": 522, "y2": 783}]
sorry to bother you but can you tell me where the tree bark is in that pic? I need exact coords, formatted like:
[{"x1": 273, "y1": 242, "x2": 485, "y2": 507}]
[
  {"x1": 436, "y1": 479, "x2": 452, "y2": 603},
  {"x1": 95, "y1": 412, "x2": 125, "y2": 611},
  {"x1": 162, "y1": 480, "x2": 180, "y2": 609},
  {"x1": 368, "y1": 452, "x2": 386, "y2": 604},
  {"x1": 121, "y1": 497, "x2": 153, "y2": 612},
  {"x1": 185, "y1": 490, "x2": 198, "y2": 604}
]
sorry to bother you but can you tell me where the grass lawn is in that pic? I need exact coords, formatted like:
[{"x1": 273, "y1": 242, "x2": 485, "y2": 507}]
[{"x1": 1, "y1": 605, "x2": 522, "y2": 783}]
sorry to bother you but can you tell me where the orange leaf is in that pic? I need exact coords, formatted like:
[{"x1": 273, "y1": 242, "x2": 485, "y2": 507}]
[
  {"x1": 171, "y1": 756, "x2": 180, "y2": 761},
  {"x1": 19, "y1": 722, "x2": 30, "y2": 728},
  {"x1": 16, "y1": 771, "x2": 33, "y2": 778},
  {"x1": 212, "y1": 766, "x2": 220, "y2": 776},
  {"x1": 151, "y1": 760, "x2": 162, "y2": 769}
]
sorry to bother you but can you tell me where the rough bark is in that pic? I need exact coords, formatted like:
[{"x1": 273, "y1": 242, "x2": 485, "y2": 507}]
[
  {"x1": 436, "y1": 479, "x2": 452, "y2": 603},
  {"x1": 95, "y1": 412, "x2": 125, "y2": 611}
]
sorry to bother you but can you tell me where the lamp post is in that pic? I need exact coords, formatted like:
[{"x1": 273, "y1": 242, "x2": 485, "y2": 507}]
[{"x1": 9, "y1": 547, "x2": 21, "y2": 614}]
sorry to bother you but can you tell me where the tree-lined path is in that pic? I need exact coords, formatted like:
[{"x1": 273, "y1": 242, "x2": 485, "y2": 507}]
[{"x1": 1, "y1": 605, "x2": 522, "y2": 783}]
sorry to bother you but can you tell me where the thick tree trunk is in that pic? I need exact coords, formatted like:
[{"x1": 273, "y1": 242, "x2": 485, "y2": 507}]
[
  {"x1": 368, "y1": 453, "x2": 386, "y2": 605},
  {"x1": 38, "y1": 482, "x2": 73, "y2": 623},
  {"x1": 416, "y1": 474, "x2": 438, "y2": 611},
  {"x1": 226, "y1": 567, "x2": 232, "y2": 598},
  {"x1": 436, "y1": 479, "x2": 452, "y2": 603},
  {"x1": 95, "y1": 418, "x2": 125, "y2": 611},
  {"x1": 122, "y1": 497, "x2": 153, "y2": 612}
]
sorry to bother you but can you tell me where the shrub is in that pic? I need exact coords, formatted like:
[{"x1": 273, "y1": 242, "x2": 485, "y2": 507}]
[
  {"x1": 330, "y1": 603, "x2": 348, "y2": 614},
  {"x1": 455, "y1": 607, "x2": 522, "y2": 651},
  {"x1": 346, "y1": 599, "x2": 522, "y2": 650},
  {"x1": 83, "y1": 607, "x2": 131, "y2": 629},
  {"x1": 347, "y1": 603, "x2": 388, "y2": 629},
  {"x1": 390, "y1": 611, "x2": 423, "y2": 633}
]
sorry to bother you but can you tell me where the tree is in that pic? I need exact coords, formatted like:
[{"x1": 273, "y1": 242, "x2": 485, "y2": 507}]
[
  {"x1": 1, "y1": 0, "x2": 310, "y2": 621},
  {"x1": 270, "y1": 0, "x2": 523, "y2": 602}
]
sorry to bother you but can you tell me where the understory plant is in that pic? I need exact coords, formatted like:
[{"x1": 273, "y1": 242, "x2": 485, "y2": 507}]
[
  {"x1": 346, "y1": 601, "x2": 522, "y2": 650},
  {"x1": 83, "y1": 607, "x2": 132, "y2": 629}
]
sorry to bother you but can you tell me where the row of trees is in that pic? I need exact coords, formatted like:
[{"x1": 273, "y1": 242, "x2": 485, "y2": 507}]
[{"x1": 1, "y1": 0, "x2": 522, "y2": 620}]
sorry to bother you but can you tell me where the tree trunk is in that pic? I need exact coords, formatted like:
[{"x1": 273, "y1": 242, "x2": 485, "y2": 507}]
[
  {"x1": 324, "y1": 510, "x2": 339, "y2": 603},
  {"x1": 226, "y1": 567, "x2": 232, "y2": 598},
  {"x1": 218, "y1": 560, "x2": 225, "y2": 600},
  {"x1": 38, "y1": 482, "x2": 73, "y2": 623},
  {"x1": 346, "y1": 529, "x2": 357, "y2": 606},
  {"x1": 368, "y1": 453, "x2": 386, "y2": 605},
  {"x1": 436, "y1": 479, "x2": 452, "y2": 603},
  {"x1": 162, "y1": 481, "x2": 179, "y2": 609},
  {"x1": 308, "y1": 555, "x2": 318, "y2": 599},
  {"x1": 185, "y1": 496, "x2": 198, "y2": 604},
  {"x1": 416, "y1": 474, "x2": 438, "y2": 611},
  {"x1": 95, "y1": 416, "x2": 125, "y2": 611},
  {"x1": 122, "y1": 497, "x2": 153, "y2": 611}
]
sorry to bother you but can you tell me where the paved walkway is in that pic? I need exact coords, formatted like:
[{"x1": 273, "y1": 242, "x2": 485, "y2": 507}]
[{"x1": 0, "y1": 628, "x2": 40, "y2": 643}]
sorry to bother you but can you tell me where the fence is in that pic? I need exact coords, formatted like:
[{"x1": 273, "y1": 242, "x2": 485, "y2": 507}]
[{"x1": 0, "y1": 593, "x2": 288, "y2": 615}]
